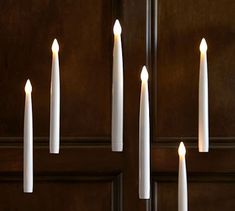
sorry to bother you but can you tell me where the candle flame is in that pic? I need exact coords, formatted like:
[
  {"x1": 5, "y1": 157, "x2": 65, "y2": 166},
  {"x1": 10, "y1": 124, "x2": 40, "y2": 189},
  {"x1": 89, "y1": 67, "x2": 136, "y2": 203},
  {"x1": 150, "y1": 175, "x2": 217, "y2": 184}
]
[
  {"x1": 199, "y1": 38, "x2": 207, "y2": 52},
  {"x1": 52, "y1": 39, "x2": 59, "y2": 52},
  {"x1": 141, "y1": 66, "x2": 149, "y2": 81},
  {"x1": 178, "y1": 142, "x2": 186, "y2": 156},
  {"x1": 25, "y1": 79, "x2": 32, "y2": 93},
  {"x1": 113, "y1": 20, "x2": 122, "y2": 35}
]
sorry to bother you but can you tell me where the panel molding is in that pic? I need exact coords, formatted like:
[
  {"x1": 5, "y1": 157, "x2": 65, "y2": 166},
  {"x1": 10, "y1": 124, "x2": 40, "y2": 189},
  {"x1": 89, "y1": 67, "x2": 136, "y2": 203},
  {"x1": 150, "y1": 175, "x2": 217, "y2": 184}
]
[
  {"x1": 0, "y1": 172, "x2": 123, "y2": 211},
  {"x1": 152, "y1": 137, "x2": 235, "y2": 148},
  {"x1": 0, "y1": 137, "x2": 111, "y2": 148},
  {"x1": 152, "y1": 172, "x2": 235, "y2": 182},
  {"x1": 151, "y1": 172, "x2": 235, "y2": 211}
]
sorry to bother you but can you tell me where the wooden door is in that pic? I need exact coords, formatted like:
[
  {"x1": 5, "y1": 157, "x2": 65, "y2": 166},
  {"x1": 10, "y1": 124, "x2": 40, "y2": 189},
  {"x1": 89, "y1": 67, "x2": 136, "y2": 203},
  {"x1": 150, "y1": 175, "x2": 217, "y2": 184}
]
[
  {"x1": 0, "y1": 0, "x2": 234, "y2": 210},
  {"x1": 0, "y1": 0, "x2": 147, "y2": 210},
  {"x1": 151, "y1": 0, "x2": 235, "y2": 210}
]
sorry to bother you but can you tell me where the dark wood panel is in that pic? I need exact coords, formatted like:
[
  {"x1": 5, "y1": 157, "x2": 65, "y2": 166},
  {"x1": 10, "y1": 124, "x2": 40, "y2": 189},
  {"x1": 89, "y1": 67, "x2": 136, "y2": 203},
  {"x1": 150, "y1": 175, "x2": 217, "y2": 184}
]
[
  {"x1": 119, "y1": 0, "x2": 148, "y2": 210},
  {"x1": 0, "y1": 0, "x2": 114, "y2": 138},
  {"x1": 151, "y1": 0, "x2": 235, "y2": 209},
  {"x1": 0, "y1": 143, "x2": 123, "y2": 173},
  {"x1": 154, "y1": 137, "x2": 235, "y2": 148},
  {"x1": 153, "y1": 174, "x2": 235, "y2": 211},
  {"x1": 154, "y1": 0, "x2": 235, "y2": 138},
  {"x1": 0, "y1": 0, "x2": 147, "y2": 207},
  {"x1": 151, "y1": 147, "x2": 235, "y2": 173},
  {"x1": 0, "y1": 0, "x2": 149, "y2": 209},
  {"x1": 0, "y1": 174, "x2": 121, "y2": 211}
]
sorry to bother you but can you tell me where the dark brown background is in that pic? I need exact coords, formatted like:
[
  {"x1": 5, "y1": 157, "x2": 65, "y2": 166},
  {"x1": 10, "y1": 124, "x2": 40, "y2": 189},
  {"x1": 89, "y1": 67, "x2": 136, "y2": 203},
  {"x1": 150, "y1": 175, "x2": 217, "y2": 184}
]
[
  {"x1": 0, "y1": 0, "x2": 234, "y2": 210},
  {"x1": 152, "y1": 0, "x2": 235, "y2": 210}
]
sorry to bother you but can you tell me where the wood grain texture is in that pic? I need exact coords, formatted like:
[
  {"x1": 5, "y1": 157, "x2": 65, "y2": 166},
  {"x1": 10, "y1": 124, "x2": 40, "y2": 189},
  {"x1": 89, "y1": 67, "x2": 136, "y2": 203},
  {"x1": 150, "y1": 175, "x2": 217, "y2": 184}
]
[
  {"x1": 155, "y1": 181, "x2": 235, "y2": 211},
  {"x1": 153, "y1": 174, "x2": 235, "y2": 211},
  {"x1": 0, "y1": 174, "x2": 121, "y2": 211},
  {"x1": 154, "y1": 0, "x2": 235, "y2": 138},
  {"x1": 151, "y1": 147, "x2": 235, "y2": 210},
  {"x1": 0, "y1": 0, "x2": 148, "y2": 210},
  {"x1": 0, "y1": 0, "x2": 113, "y2": 138},
  {"x1": 151, "y1": 0, "x2": 235, "y2": 210},
  {"x1": 151, "y1": 147, "x2": 235, "y2": 173}
]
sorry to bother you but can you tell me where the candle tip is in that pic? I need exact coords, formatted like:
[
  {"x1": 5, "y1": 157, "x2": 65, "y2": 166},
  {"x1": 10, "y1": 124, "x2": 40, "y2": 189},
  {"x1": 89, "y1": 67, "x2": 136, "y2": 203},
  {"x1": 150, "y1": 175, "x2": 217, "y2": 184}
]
[
  {"x1": 178, "y1": 142, "x2": 186, "y2": 156},
  {"x1": 25, "y1": 79, "x2": 32, "y2": 93},
  {"x1": 199, "y1": 38, "x2": 207, "y2": 52},
  {"x1": 141, "y1": 66, "x2": 148, "y2": 81},
  {"x1": 113, "y1": 20, "x2": 122, "y2": 35},
  {"x1": 52, "y1": 38, "x2": 59, "y2": 52}
]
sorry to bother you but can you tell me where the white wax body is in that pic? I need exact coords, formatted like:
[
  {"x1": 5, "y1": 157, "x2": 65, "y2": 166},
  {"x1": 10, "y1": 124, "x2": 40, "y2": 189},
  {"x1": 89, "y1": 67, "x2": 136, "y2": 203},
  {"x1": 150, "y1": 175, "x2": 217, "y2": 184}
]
[
  {"x1": 24, "y1": 91, "x2": 33, "y2": 193},
  {"x1": 178, "y1": 154, "x2": 188, "y2": 211},
  {"x1": 50, "y1": 50, "x2": 60, "y2": 153},
  {"x1": 139, "y1": 79, "x2": 150, "y2": 199},
  {"x1": 199, "y1": 50, "x2": 209, "y2": 152},
  {"x1": 112, "y1": 33, "x2": 123, "y2": 152}
]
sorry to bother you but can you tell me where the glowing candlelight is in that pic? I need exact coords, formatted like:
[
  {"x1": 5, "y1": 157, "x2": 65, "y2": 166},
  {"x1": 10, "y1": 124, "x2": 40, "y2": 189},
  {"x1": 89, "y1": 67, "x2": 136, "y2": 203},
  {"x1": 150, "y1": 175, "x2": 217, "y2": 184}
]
[
  {"x1": 139, "y1": 66, "x2": 150, "y2": 199},
  {"x1": 178, "y1": 142, "x2": 187, "y2": 211},
  {"x1": 198, "y1": 38, "x2": 209, "y2": 152},
  {"x1": 112, "y1": 20, "x2": 123, "y2": 152},
  {"x1": 24, "y1": 79, "x2": 33, "y2": 193},
  {"x1": 141, "y1": 66, "x2": 149, "y2": 81},
  {"x1": 50, "y1": 38, "x2": 60, "y2": 154},
  {"x1": 199, "y1": 38, "x2": 207, "y2": 53},
  {"x1": 113, "y1": 20, "x2": 122, "y2": 35}
]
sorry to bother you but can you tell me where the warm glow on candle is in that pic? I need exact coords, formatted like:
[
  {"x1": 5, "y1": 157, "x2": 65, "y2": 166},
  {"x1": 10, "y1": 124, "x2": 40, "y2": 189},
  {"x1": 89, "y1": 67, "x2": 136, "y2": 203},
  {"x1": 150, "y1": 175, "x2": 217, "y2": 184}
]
[
  {"x1": 178, "y1": 142, "x2": 186, "y2": 156},
  {"x1": 199, "y1": 38, "x2": 207, "y2": 52},
  {"x1": 25, "y1": 80, "x2": 32, "y2": 93},
  {"x1": 52, "y1": 39, "x2": 59, "y2": 53},
  {"x1": 113, "y1": 20, "x2": 122, "y2": 35},
  {"x1": 141, "y1": 66, "x2": 148, "y2": 81}
]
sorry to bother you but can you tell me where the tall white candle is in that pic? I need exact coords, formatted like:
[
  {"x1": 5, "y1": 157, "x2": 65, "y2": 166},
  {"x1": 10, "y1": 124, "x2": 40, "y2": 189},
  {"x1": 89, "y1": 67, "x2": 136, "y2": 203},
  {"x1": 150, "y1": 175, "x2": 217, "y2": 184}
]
[
  {"x1": 112, "y1": 20, "x2": 123, "y2": 152},
  {"x1": 24, "y1": 80, "x2": 33, "y2": 193},
  {"x1": 139, "y1": 66, "x2": 150, "y2": 199},
  {"x1": 178, "y1": 142, "x2": 188, "y2": 211},
  {"x1": 50, "y1": 39, "x2": 60, "y2": 154},
  {"x1": 198, "y1": 38, "x2": 209, "y2": 152}
]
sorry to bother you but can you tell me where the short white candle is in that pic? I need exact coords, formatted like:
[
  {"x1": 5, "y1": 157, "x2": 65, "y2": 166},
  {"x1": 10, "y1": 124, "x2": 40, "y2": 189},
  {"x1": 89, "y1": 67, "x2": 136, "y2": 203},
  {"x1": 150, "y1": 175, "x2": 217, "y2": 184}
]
[
  {"x1": 24, "y1": 80, "x2": 33, "y2": 193},
  {"x1": 178, "y1": 142, "x2": 188, "y2": 211},
  {"x1": 112, "y1": 20, "x2": 123, "y2": 152},
  {"x1": 139, "y1": 66, "x2": 150, "y2": 199},
  {"x1": 198, "y1": 38, "x2": 209, "y2": 152},
  {"x1": 50, "y1": 39, "x2": 60, "y2": 154}
]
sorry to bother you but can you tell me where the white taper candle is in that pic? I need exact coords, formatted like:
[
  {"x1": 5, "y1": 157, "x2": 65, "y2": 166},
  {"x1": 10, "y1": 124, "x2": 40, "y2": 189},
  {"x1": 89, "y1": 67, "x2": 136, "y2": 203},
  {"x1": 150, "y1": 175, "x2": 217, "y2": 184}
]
[
  {"x1": 139, "y1": 66, "x2": 150, "y2": 199},
  {"x1": 24, "y1": 80, "x2": 33, "y2": 193},
  {"x1": 178, "y1": 142, "x2": 188, "y2": 211},
  {"x1": 198, "y1": 38, "x2": 209, "y2": 152},
  {"x1": 50, "y1": 39, "x2": 60, "y2": 154},
  {"x1": 112, "y1": 20, "x2": 123, "y2": 152}
]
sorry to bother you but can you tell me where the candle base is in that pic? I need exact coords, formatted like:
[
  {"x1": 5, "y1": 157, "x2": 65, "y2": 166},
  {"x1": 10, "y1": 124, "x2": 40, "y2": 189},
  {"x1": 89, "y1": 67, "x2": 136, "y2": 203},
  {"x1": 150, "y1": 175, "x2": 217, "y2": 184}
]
[
  {"x1": 199, "y1": 144, "x2": 209, "y2": 152},
  {"x1": 112, "y1": 142, "x2": 123, "y2": 152},
  {"x1": 50, "y1": 140, "x2": 60, "y2": 154},
  {"x1": 24, "y1": 188, "x2": 33, "y2": 193},
  {"x1": 24, "y1": 191, "x2": 33, "y2": 193},
  {"x1": 199, "y1": 149, "x2": 209, "y2": 153},
  {"x1": 139, "y1": 192, "x2": 150, "y2": 200},
  {"x1": 50, "y1": 149, "x2": 59, "y2": 154}
]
